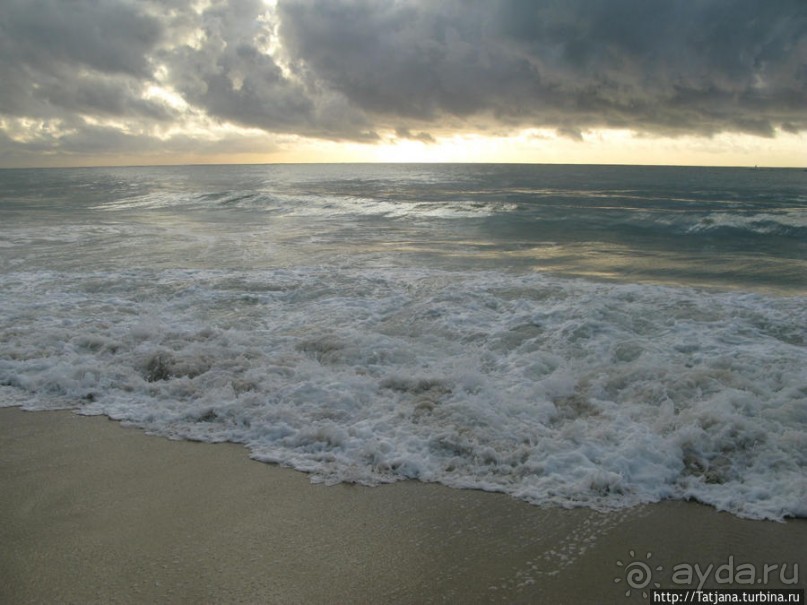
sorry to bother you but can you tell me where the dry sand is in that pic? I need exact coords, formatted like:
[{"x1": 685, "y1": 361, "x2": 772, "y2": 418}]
[{"x1": 1, "y1": 407, "x2": 804, "y2": 604}]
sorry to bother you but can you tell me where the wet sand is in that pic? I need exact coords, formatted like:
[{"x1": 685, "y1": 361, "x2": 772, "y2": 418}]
[{"x1": 1, "y1": 407, "x2": 804, "y2": 604}]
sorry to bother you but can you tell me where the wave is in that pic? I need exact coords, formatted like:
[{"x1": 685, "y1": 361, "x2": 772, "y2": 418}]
[
  {"x1": 685, "y1": 211, "x2": 807, "y2": 236},
  {"x1": 1, "y1": 267, "x2": 805, "y2": 520}
]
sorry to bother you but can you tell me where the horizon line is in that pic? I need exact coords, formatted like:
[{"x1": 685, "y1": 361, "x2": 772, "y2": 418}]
[{"x1": 1, "y1": 160, "x2": 804, "y2": 171}]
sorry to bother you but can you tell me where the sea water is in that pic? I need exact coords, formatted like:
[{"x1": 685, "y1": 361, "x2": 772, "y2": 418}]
[{"x1": 1, "y1": 164, "x2": 805, "y2": 520}]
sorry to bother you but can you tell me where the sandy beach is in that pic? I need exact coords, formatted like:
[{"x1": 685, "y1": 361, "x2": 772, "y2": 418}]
[{"x1": 1, "y1": 406, "x2": 804, "y2": 604}]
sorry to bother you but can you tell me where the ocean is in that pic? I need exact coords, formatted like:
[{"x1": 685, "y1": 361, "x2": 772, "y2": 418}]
[{"x1": 1, "y1": 163, "x2": 805, "y2": 520}]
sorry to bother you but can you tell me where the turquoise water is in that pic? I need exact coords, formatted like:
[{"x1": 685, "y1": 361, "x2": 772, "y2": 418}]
[{"x1": 2, "y1": 164, "x2": 805, "y2": 290}]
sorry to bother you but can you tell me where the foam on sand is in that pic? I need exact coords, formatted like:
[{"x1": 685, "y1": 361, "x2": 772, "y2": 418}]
[
  {"x1": 1, "y1": 408, "x2": 804, "y2": 604},
  {"x1": 2, "y1": 267, "x2": 804, "y2": 520}
]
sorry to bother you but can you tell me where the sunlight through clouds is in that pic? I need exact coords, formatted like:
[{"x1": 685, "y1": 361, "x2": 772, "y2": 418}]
[{"x1": 0, "y1": 0, "x2": 804, "y2": 167}]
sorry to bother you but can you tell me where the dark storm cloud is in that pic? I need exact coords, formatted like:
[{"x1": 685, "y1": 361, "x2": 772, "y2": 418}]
[
  {"x1": 278, "y1": 0, "x2": 807, "y2": 136},
  {"x1": 2, "y1": 0, "x2": 160, "y2": 77},
  {"x1": 395, "y1": 127, "x2": 436, "y2": 143},
  {"x1": 0, "y1": 0, "x2": 804, "y2": 162},
  {"x1": 165, "y1": 0, "x2": 376, "y2": 140},
  {"x1": 0, "y1": 0, "x2": 170, "y2": 120}
]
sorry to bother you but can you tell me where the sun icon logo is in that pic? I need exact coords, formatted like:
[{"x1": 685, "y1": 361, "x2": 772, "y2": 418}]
[{"x1": 614, "y1": 550, "x2": 663, "y2": 598}]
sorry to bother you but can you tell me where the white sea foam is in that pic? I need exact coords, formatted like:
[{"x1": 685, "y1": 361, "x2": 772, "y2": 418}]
[
  {"x1": 278, "y1": 195, "x2": 519, "y2": 219},
  {"x1": 687, "y1": 210, "x2": 807, "y2": 234},
  {"x1": 1, "y1": 267, "x2": 804, "y2": 520}
]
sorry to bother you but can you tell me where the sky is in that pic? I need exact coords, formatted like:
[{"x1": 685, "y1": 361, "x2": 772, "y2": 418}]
[{"x1": 0, "y1": 0, "x2": 805, "y2": 168}]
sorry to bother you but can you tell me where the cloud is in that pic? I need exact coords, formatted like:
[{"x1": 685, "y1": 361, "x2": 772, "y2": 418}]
[
  {"x1": 0, "y1": 0, "x2": 804, "y2": 163},
  {"x1": 0, "y1": 0, "x2": 167, "y2": 118},
  {"x1": 2, "y1": 0, "x2": 161, "y2": 78},
  {"x1": 555, "y1": 126, "x2": 584, "y2": 142},
  {"x1": 278, "y1": 0, "x2": 807, "y2": 136},
  {"x1": 164, "y1": 0, "x2": 378, "y2": 140},
  {"x1": 394, "y1": 127, "x2": 435, "y2": 143},
  {"x1": 0, "y1": 115, "x2": 284, "y2": 168},
  {"x1": 165, "y1": 0, "x2": 308, "y2": 128}
]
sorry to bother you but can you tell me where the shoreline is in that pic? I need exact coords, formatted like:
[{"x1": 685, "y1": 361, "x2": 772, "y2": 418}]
[{"x1": 1, "y1": 406, "x2": 804, "y2": 604}]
